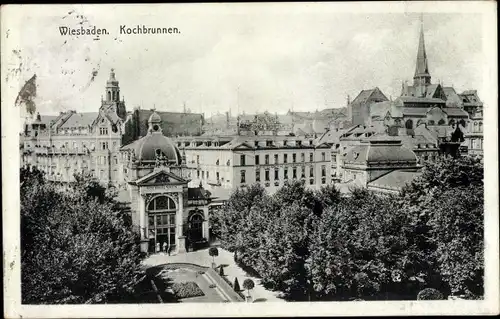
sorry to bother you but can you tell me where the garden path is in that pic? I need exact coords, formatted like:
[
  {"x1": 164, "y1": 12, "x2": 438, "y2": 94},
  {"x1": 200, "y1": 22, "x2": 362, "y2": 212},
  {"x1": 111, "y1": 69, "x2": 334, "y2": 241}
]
[{"x1": 143, "y1": 246, "x2": 285, "y2": 303}]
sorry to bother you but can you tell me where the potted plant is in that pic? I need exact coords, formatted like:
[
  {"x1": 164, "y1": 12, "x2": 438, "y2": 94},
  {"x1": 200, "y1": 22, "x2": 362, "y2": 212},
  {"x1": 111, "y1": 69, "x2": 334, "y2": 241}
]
[
  {"x1": 242, "y1": 278, "x2": 255, "y2": 303},
  {"x1": 209, "y1": 247, "x2": 219, "y2": 268}
]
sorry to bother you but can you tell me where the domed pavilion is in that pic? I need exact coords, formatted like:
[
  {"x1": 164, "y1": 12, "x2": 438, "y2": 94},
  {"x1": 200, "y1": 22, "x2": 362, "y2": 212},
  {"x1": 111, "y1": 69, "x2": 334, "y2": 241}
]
[{"x1": 120, "y1": 112, "x2": 211, "y2": 254}]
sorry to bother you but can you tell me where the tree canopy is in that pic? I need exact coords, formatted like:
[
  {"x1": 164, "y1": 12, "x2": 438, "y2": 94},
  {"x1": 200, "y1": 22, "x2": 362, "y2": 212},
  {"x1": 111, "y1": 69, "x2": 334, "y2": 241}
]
[
  {"x1": 21, "y1": 167, "x2": 143, "y2": 304},
  {"x1": 211, "y1": 155, "x2": 484, "y2": 301}
]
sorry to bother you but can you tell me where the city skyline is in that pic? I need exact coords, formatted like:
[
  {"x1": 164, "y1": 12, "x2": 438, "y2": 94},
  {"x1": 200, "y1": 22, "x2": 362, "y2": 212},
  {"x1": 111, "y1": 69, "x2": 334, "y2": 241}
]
[{"x1": 8, "y1": 5, "x2": 484, "y2": 118}]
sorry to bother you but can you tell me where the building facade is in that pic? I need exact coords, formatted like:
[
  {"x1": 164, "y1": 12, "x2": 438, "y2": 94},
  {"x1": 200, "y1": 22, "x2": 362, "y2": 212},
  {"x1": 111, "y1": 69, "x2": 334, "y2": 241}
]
[
  {"x1": 345, "y1": 19, "x2": 483, "y2": 156},
  {"x1": 119, "y1": 113, "x2": 212, "y2": 254},
  {"x1": 173, "y1": 134, "x2": 333, "y2": 198},
  {"x1": 21, "y1": 69, "x2": 204, "y2": 186}
]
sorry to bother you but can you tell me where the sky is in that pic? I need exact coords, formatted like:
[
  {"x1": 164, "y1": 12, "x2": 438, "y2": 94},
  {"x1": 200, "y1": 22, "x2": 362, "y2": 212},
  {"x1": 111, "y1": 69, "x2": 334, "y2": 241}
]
[{"x1": 3, "y1": 3, "x2": 489, "y2": 118}]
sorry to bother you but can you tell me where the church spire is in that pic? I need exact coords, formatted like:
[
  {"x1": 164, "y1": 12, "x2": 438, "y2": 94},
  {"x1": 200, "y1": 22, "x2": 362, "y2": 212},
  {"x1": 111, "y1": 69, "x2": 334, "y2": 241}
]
[{"x1": 413, "y1": 14, "x2": 431, "y2": 87}]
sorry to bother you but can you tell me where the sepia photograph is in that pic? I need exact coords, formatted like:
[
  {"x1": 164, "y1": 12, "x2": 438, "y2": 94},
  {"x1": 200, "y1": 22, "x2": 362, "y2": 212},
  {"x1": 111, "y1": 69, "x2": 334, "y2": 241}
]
[{"x1": 2, "y1": 2, "x2": 498, "y2": 317}]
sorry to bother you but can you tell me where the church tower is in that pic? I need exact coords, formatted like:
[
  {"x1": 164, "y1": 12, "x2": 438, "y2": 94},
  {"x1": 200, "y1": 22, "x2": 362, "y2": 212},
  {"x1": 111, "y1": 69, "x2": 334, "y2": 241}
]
[
  {"x1": 413, "y1": 16, "x2": 432, "y2": 95},
  {"x1": 101, "y1": 69, "x2": 127, "y2": 120}
]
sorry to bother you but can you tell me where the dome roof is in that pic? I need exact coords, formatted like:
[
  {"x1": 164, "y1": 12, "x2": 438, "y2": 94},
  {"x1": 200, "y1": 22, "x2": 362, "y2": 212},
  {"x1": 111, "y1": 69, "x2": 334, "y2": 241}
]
[
  {"x1": 121, "y1": 111, "x2": 182, "y2": 164},
  {"x1": 134, "y1": 133, "x2": 181, "y2": 163}
]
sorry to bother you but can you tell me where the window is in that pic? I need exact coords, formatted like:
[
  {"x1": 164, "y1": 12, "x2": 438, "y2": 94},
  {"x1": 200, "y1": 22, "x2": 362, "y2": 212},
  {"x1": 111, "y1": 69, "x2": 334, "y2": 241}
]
[
  {"x1": 292, "y1": 154, "x2": 296, "y2": 163},
  {"x1": 240, "y1": 170, "x2": 246, "y2": 183},
  {"x1": 266, "y1": 140, "x2": 273, "y2": 147},
  {"x1": 321, "y1": 165, "x2": 326, "y2": 177},
  {"x1": 309, "y1": 153, "x2": 313, "y2": 162},
  {"x1": 297, "y1": 140, "x2": 302, "y2": 147},
  {"x1": 284, "y1": 168, "x2": 288, "y2": 179},
  {"x1": 479, "y1": 122, "x2": 483, "y2": 132},
  {"x1": 265, "y1": 169, "x2": 270, "y2": 181},
  {"x1": 147, "y1": 196, "x2": 176, "y2": 211},
  {"x1": 255, "y1": 155, "x2": 260, "y2": 165},
  {"x1": 101, "y1": 142, "x2": 108, "y2": 150},
  {"x1": 293, "y1": 168, "x2": 297, "y2": 179},
  {"x1": 196, "y1": 155, "x2": 200, "y2": 164},
  {"x1": 240, "y1": 155, "x2": 246, "y2": 166},
  {"x1": 274, "y1": 154, "x2": 279, "y2": 164},
  {"x1": 216, "y1": 172, "x2": 220, "y2": 181},
  {"x1": 207, "y1": 171, "x2": 210, "y2": 179},
  {"x1": 202, "y1": 171, "x2": 205, "y2": 179},
  {"x1": 283, "y1": 140, "x2": 288, "y2": 146},
  {"x1": 310, "y1": 166, "x2": 314, "y2": 177},
  {"x1": 265, "y1": 155, "x2": 269, "y2": 165},
  {"x1": 114, "y1": 156, "x2": 118, "y2": 165},
  {"x1": 100, "y1": 127, "x2": 108, "y2": 135},
  {"x1": 438, "y1": 119, "x2": 445, "y2": 125},
  {"x1": 256, "y1": 170, "x2": 260, "y2": 182},
  {"x1": 274, "y1": 168, "x2": 279, "y2": 180},
  {"x1": 113, "y1": 141, "x2": 117, "y2": 149},
  {"x1": 405, "y1": 119, "x2": 414, "y2": 129},
  {"x1": 284, "y1": 154, "x2": 288, "y2": 163},
  {"x1": 301, "y1": 168, "x2": 305, "y2": 179},
  {"x1": 301, "y1": 153, "x2": 305, "y2": 162},
  {"x1": 197, "y1": 170, "x2": 200, "y2": 178}
]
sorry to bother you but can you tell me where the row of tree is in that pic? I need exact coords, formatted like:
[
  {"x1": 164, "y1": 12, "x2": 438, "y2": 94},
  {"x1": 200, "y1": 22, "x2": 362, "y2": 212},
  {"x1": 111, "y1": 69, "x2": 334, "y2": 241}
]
[
  {"x1": 21, "y1": 167, "x2": 143, "y2": 304},
  {"x1": 211, "y1": 155, "x2": 484, "y2": 301}
]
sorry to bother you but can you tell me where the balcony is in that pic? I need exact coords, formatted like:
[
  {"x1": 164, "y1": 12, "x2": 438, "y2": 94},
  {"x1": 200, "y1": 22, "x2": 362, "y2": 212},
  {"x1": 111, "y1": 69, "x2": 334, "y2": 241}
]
[{"x1": 36, "y1": 146, "x2": 88, "y2": 155}]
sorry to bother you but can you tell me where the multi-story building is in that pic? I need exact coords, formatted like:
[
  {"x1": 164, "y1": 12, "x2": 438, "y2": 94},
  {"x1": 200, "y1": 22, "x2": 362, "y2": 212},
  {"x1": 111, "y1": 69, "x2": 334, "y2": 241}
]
[
  {"x1": 21, "y1": 69, "x2": 127, "y2": 185},
  {"x1": 345, "y1": 19, "x2": 483, "y2": 156},
  {"x1": 21, "y1": 69, "x2": 204, "y2": 186},
  {"x1": 173, "y1": 134, "x2": 333, "y2": 198}
]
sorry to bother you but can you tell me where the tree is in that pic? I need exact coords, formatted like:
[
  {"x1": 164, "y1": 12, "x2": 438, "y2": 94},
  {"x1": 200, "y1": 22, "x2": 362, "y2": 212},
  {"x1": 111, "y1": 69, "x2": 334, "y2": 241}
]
[
  {"x1": 209, "y1": 247, "x2": 219, "y2": 266},
  {"x1": 242, "y1": 279, "x2": 255, "y2": 300},
  {"x1": 417, "y1": 288, "x2": 444, "y2": 300},
  {"x1": 233, "y1": 277, "x2": 241, "y2": 292},
  {"x1": 21, "y1": 168, "x2": 143, "y2": 304},
  {"x1": 427, "y1": 186, "x2": 484, "y2": 299},
  {"x1": 212, "y1": 184, "x2": 268, "y2": 252},
  {"x1": 306, "y1": 191, "x2": 421, "y2": 301},
  {"x1": 249, "y1": 112, "x2": 280, "y2": 135}
]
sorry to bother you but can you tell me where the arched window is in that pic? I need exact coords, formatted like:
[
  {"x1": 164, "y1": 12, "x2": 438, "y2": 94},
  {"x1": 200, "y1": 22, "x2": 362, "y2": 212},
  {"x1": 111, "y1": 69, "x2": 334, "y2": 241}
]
[
  {"x1": 107, "y1": 91, "x2": 111, "y2": 101},
  {"x1": 405, "y1": 119, "x2": 413, "y2": 129},
  {"x1": 147, "y1": 196, "x2": 176, "y2": 211},
  {"x1": 474, "y1": 122, "x2": 478, "y2": 132},
  {"x1": 478, "y1": 122, "x2": 483, "y2": 132},
  {"x1": 438, "y1": 119, "x2": 445, "y2": 125}
]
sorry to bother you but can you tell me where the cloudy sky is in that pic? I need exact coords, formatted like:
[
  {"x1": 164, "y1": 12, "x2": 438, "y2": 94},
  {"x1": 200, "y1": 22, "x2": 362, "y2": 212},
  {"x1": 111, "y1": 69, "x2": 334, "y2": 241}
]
[{"x1": 4, "y1": 3, "x2": 491, "y2": 117}]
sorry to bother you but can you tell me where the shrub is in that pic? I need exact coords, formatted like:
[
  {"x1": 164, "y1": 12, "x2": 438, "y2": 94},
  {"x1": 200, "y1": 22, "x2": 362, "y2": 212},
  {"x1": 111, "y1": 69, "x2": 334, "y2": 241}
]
[
  {"x1": 234, "y1": 278, "x2": 241, "y2": 292},
  {"x1": 243, "y1": 279, "x2": 255, "y2": 292},
  {"x1": 417, "y1": 288, "x2": 444, "y2": 300},
  {"x1": 219, "y1": 266, "x2": 225, "y2": 276},
  {"x1": 209, "y1": 284, "x2": 216, "y2": 289},
  {"x1": 171, "y1": 282, "x2": 204, "y2": 299}
]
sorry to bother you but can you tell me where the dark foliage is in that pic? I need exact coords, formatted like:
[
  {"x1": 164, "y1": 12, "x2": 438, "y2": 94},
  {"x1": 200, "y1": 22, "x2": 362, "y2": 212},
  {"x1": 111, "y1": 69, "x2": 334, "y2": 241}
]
[
  {"x1": 212, "y1": 155, "x2": 484, "y2": 301},
  {"x1": 21, "y1": 167, "x2": 143, "y2": 304}
]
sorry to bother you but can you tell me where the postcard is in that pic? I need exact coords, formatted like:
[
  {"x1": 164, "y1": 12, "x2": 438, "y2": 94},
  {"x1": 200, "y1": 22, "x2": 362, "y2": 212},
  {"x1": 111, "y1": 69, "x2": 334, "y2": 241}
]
[{"x1": 2, "y1": 2, "x2": 498, "y2": 318}]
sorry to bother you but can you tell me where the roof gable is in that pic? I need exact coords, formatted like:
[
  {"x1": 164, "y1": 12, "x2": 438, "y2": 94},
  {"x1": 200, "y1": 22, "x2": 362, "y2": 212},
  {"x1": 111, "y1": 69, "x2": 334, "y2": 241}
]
[{"x1": 132, "y1": 169, "x2": 187, "y2": 186}]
